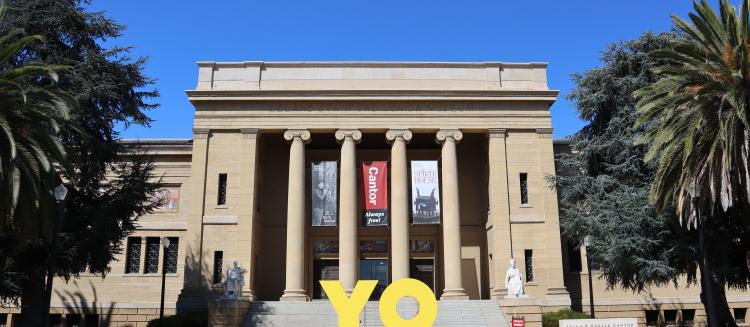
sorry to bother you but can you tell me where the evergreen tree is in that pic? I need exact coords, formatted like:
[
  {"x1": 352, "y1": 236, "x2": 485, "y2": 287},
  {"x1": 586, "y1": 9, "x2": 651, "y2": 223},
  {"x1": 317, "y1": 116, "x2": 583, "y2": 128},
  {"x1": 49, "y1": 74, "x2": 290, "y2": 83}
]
[
  {"x1": 0, "y1": 1, "x2": 161, "y2": 325},
  {"x1": 555, "y1": 30, "x2": 749, "y2": 326}
]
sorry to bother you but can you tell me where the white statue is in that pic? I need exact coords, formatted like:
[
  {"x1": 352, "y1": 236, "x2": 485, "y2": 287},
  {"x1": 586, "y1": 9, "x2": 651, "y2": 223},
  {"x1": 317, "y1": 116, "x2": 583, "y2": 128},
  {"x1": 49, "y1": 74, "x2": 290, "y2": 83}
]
[
  {"x1": 505, "y1": 258, "x2": 525, "y2": 297},
  {"x1": 223, "y1": 261, "x2": 247, "y2": 299}
]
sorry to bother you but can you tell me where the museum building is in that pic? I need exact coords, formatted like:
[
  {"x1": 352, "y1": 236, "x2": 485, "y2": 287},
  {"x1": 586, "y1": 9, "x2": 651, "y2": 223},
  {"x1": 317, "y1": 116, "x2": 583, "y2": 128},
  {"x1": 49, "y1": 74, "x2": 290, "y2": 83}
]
[{"x1": 1, "y1": 61, "x2": 749, "y2": 327}]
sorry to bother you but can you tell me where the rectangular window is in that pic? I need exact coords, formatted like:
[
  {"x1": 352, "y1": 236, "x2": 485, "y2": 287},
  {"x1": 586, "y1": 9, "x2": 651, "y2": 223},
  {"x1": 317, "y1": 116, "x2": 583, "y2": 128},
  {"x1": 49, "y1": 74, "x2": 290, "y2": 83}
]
[
  {"x1": 0, "y1": 313, "x2": 6, "y2": 327},
  {"x1": 213, "y1": 251, "x2": 224, "y2": 285},
  {"x1": 664, "y1": 310, "x2": 677, "y2": 326},
  {"x1": 645, "y1": 310, "x2": 659, "y2": 327},
  {"x1": 567, "y1": 243, "x2": 582, "y2": 272},
  {"x1": 145, "y1": 237, "x2": 160, "y2": 274},
  {"x1": 520, "y1": 173, "x2": 529, "y2": 204},
  {"x1": 217, "y1": 173, "x2": 228, "y2": 205},
  {"x1": 164, "y1": 237, "x2": 179, "y2": 274},
  {"x1": 65, "y1": 314, "x2": 81, "y2": 327},
  {"x1": 84, "y1": 314, "x2": 99, "y2": 327},
  {"x1": 125, "y1": 237, "x2": 142, "y2": 274},
  {"x1": 682, "y1": 309, "x2": 695, "y2": 326},
  {"x1": 49, "y1": 314, "x2": 62, "y2": 327},
  {"x1": 735, "y1": 308, "x2": 747, "y2": 324},
  {"x1": 524, "y1": 249, "x2": 534, "y2": 282}
]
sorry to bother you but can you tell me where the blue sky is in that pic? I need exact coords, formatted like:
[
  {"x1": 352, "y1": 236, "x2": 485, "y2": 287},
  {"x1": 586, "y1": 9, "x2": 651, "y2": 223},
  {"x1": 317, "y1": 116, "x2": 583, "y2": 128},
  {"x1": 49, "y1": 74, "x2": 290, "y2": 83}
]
[{"x1": 88, "y1": 0, "x2": 697, "y2": 139}]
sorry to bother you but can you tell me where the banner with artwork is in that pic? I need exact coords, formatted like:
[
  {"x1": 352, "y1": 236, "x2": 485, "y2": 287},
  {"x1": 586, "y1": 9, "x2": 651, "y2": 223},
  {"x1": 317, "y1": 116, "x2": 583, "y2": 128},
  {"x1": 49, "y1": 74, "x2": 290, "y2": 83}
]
[
  {"x1": 410, "y1": 160, "x2": 441, "y2": 224},
  {"x1": 361, "y1": 161, "x2": 388, "y2": 226},
  {"x1": 311, "y1": 161, "x2": 338, "y2": 226}
]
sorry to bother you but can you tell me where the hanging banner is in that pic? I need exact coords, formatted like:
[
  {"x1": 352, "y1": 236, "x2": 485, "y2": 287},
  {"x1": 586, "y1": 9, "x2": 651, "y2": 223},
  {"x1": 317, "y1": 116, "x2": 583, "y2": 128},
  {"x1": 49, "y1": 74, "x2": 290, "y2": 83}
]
[
  {"x1": 361, "y1": 161, "x2": 388, "y2": 226},
  {"x1": 411, "y1": 160, "x2": 441, "y2": 224},
  {"x1": 311, "y1": 161, "x2": 338, "y2": 226}
]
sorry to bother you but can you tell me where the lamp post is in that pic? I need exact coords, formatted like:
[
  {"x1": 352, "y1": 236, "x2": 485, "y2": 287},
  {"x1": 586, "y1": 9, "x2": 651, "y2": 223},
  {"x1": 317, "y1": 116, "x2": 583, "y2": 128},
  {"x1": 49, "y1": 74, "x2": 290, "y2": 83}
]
[
  {"x1": 584, "y1": 236, "x2": 595, "y2": 318},
  {"x1": 159, "y1": 236, "x2": 170, "y2": 327},
  {"x1": 44, "y1": 183, "x2": 68, "y2": 326}
]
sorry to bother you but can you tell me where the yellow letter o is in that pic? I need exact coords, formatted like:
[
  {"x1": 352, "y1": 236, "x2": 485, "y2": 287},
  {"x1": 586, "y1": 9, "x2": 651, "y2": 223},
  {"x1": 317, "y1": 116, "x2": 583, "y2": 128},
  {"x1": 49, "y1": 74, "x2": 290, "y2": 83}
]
[{"x1": 378, "y1": 278, "x2": 437, "y2": 327}]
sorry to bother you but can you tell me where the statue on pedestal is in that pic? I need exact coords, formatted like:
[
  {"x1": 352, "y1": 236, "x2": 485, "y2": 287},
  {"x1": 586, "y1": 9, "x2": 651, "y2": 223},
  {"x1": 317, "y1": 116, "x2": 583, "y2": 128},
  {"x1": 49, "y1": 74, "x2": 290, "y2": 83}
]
[
  {"x1": 223, "y1": 261, "x2": 247, "y2": 300},
  {"x1": 505, "y1": 258, "x2": 525, "y2": 298}
]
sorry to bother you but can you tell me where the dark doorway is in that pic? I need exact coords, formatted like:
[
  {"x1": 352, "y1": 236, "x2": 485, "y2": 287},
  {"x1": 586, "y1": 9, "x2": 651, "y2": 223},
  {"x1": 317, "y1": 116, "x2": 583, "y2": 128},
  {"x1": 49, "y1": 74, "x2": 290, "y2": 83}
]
[
  {"x1": 410, "y1": 259, "x2": 435, "y2": 297},
  {"x1": 313, "y1": 259, "x2": 339, "y2": 299},
  {"x1": 359, "y1": 259, "x2": 388, "y2": 300}
]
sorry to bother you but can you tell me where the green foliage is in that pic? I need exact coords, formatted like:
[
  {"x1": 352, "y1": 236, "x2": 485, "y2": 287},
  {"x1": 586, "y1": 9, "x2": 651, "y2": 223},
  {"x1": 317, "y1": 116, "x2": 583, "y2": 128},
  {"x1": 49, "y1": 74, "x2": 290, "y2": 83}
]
[
  {"x1": 542, "y1": 309, "x2": 590, "y2": 327},
  {"x1": 0, "y1": 0, "x2": 161, "y2": 310},
  {"x1": 0, "y1": 5, "x2": 79, "y2": 236},
  {"x1": 553, "y1": 32, "x2": 699, "y2": 292},
  {"x1": 635, "y1": 0, "x2": 750, "y2": 227},
  {"x1": 147, "y1": 311, "x2": 208, "y2": 327}
]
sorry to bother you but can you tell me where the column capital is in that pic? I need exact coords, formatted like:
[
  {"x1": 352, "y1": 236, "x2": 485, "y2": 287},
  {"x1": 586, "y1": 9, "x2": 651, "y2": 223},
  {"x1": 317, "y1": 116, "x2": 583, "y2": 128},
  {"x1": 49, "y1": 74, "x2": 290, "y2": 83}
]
[
  {"x1": 193, "y1": 128, "x2": 210, "y2": 139},
  {"x1": 335, "y1": 129, "x2": 362, "y2": 144},
  {"x1": 536, "y1": 128, "x2": 554, "y2": 138},
  {"x1": 436, "y1": 129, "x2": 463, "y2": 144},
  {"x1": 283, "y1": 129, "x2": 311, "y2": 143},
  {"x1": 386, "y1": 129, "x2": 413, "y2": 144},
  {"x1": 488, "y1": 128, "x2": 507, "y2": 138},
  {"x1": 241, "y1": 128, "x2": 259, "y2": 139}
]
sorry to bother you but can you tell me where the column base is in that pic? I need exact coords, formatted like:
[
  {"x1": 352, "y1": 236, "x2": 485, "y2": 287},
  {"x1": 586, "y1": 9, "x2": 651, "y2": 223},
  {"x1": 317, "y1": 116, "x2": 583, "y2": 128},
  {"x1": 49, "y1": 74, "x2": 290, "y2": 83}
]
[
  {"x1": 440, "y1": 288, "x2": 469, "y2": 300},
  {"x1": 280, "y1": 289, "x2": 308, "y2": 301}
]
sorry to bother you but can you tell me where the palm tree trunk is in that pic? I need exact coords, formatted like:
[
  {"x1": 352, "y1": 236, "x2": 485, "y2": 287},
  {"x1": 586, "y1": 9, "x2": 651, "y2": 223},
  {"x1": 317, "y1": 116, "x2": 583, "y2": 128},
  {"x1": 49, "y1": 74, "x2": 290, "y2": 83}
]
[
  {"x1": 699, "y1": 223, "x2": 736, "y2": 327},
  {"x1": 16, "y1": 270, "x2": 48, "y2": 327}
]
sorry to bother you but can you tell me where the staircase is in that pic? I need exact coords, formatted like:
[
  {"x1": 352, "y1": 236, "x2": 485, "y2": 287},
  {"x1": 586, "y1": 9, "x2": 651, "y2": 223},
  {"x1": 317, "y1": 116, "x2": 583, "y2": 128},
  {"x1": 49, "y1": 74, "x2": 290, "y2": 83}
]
[{"x1": 243, "y1": 299, "x2": 508, "y2": 327}]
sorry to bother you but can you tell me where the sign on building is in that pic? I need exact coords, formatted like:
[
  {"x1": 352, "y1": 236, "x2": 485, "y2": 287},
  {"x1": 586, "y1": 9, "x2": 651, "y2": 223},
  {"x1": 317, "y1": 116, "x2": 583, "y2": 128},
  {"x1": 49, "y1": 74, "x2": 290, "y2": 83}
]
[
  {"x1": 559, "y1": 318, "x2": 638, "y2": 327},
  {"x1": 362, "y1": 161, "x2": 388, "y2": 226},
  {"x1": 410, "y1": 160, "x2": 441, "y2": 224},
  {"x1": 311, "y1": 161, "x2": 338, "y2": 226}
]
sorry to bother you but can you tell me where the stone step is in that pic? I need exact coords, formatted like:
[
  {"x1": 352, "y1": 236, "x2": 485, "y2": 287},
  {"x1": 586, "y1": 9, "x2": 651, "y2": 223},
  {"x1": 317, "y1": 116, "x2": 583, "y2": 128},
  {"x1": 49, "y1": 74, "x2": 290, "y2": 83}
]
[{"x1": 243, "y1": 300, "x2": 508, "y2": 327}]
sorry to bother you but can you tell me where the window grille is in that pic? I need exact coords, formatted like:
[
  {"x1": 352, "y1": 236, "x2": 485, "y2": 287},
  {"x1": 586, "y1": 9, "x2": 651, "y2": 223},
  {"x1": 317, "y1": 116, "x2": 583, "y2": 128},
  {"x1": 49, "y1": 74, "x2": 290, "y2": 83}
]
[
  {"x1": 520, "y1": 173, "x2": 529, "y2": 204},
  {"x1": 125, "y1": 237, "x2": 141, "y2": 274},
  {"x1": 165, "y1": 237, "x2": 179, "y2": 274},
  {"x1": 145, "y1": 237, "x2": 160, "y2": 274},
  {"x1": 524, "y1": 249, "x2": 534, "y2": 282},
  {"x1": 218, "y1": 173, "x2": 228, "y2": 205},
  {"x1": 213, "y1": 251, "x2": 224, "y2": 285}
]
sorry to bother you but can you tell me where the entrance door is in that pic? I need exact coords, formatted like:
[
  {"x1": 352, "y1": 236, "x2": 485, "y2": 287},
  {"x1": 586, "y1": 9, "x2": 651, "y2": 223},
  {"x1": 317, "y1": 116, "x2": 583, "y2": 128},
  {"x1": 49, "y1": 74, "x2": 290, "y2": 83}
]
[
  {"x1": 359, "y1": 259, "x2": 388, "y2": 300},
  {"x1": 313, "y1": 259, "x2": 339, "y2": 299},
  {"x1": 410, "y1": 259, "x2": 435, "y2": 296}
]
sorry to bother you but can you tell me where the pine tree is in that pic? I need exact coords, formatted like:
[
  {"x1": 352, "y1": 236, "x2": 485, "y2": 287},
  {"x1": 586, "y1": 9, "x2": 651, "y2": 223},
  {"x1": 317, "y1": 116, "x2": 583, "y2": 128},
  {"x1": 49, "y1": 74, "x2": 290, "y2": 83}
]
[{"x1": 0, "y1": 1, "x2": 162, "y2": 325}]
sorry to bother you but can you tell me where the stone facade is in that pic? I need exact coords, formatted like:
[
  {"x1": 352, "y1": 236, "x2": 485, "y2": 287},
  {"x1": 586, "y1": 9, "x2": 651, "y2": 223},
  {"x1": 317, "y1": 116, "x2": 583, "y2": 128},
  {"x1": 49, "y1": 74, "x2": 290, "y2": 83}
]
[{"x1": 1, "y1": 62, "x2": 748, "y2": 327}]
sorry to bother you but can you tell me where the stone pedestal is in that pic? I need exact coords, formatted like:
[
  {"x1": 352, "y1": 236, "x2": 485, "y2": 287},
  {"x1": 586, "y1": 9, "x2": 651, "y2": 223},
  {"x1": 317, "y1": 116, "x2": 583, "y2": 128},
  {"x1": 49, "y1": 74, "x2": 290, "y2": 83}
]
[
  {"x1": 499, "y1": 297, "x2": 543, "y2": 327},
  {"x1": 209, "y1": 299, "x2": 252, "y2": 327}
]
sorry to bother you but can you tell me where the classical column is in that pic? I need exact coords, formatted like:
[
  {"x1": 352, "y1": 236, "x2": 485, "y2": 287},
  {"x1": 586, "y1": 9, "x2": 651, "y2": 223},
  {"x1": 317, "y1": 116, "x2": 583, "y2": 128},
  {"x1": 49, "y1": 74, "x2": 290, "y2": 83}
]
[
  {"x1": 281, "y1": 129, "x2": 311, "y2": 301},
  {"x1": 436, "y1": 129, "x2": 469, "y2": 300},
  {"x1": 487, "y1": 128, "x2": 513, "y2": 299},
  {"x1": 336, "y1": 129, "x2": 362, "y2": 294},
  {"x1": 536, "y1": 128, "x2": 571, "y2": 304},
  {"x1": 386, "y1": 129, "x2": 413, "y2": 281}
]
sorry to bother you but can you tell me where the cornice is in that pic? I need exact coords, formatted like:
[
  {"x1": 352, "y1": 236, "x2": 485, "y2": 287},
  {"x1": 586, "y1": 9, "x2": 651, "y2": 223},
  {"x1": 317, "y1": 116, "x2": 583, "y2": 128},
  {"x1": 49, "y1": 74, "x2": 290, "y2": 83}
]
[{"x1": 186, "y1": 89, "x2": 559, "y2": 102}]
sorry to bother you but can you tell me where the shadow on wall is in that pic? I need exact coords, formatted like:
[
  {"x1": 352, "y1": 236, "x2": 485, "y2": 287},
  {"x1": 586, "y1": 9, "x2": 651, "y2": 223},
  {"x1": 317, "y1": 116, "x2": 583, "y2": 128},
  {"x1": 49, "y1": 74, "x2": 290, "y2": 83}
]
[
  {"x1": 55, "y1": 281, "x2": 116, "y2": 326},
  {"x1": 176, "y1": 242, "x2": 222, "y2": 315}
]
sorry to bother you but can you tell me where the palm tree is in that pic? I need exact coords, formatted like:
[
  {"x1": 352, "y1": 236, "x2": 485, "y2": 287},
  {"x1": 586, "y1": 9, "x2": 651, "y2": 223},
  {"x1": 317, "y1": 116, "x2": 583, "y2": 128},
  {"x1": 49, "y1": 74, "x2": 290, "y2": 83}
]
[
  {"x1": 0, "y1": 5, "x2": 76, "y2": 234},
  {"x1": 635, "y1": 0, "x2": 750, "y2": 325}
]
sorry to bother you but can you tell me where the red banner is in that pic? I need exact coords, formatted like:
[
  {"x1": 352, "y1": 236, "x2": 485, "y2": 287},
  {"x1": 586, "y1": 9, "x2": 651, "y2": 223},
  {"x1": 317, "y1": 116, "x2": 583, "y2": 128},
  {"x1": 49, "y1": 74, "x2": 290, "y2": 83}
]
[{"x1": 361, "y1": 161, "x2": 388, "y2": 226}]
